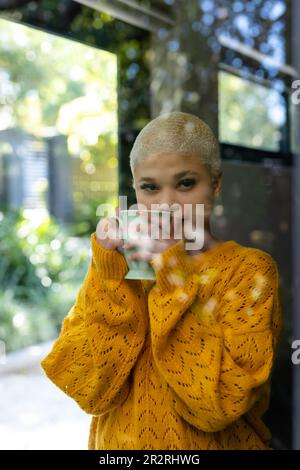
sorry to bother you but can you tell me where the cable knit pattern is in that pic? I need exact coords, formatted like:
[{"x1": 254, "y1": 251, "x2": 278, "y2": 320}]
[{"x1": 40, "y1": 232, "x2": 282, "y2": 450}]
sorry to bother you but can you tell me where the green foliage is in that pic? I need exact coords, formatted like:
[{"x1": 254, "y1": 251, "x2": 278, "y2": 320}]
[
  {"x1": 70, "y1": 197, "x2": 107, "y2": 237},
  {"x1": 0, "y1": 208, "x2": 45, "y2": 300},
  {"x1": 0, "y1": 208, "x2": 90, "y2": 352}
]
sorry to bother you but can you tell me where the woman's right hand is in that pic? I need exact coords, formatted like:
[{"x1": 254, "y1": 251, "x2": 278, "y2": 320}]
[{"x1": 95, "y1": 207, "x2": 124, "y2": 252}]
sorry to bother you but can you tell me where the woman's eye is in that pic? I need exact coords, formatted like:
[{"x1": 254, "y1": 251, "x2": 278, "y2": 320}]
[
  {"x1": 139, "y1": 179, "x2": 196, "y2": 192},
  {"x1": 140, "y1": 184, "x2": 157, "y2": 192},
  {"x1": 177, "y1": 179, "x2": 196, "y2": 189}
]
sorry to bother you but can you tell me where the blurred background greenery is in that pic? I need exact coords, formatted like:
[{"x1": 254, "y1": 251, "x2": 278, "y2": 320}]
[
  {"x1": 0, "y1": 18, "x2": 119, "y2": 352},
  {"x1": 0, "y1": 206, "x2": 90, "y2": 352}
]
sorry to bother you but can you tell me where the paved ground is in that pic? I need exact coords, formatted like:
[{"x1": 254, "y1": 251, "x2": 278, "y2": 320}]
[{"x1": 0, "y1": 364, "x2": 91, "y2": 450}]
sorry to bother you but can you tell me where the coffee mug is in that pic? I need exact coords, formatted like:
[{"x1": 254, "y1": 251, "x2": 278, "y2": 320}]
[{"x1": 118, "y1": 209, "x2": 173, "y2": 280}]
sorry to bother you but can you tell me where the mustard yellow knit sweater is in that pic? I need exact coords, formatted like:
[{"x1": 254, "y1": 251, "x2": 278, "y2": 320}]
[{"x1": 41, "y1": 232, "x2": 282, "y2": 450}]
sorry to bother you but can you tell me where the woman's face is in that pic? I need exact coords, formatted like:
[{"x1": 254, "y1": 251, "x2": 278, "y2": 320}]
[{"x1": 133, "y1": 151, "x2": 222, "y2": 231}]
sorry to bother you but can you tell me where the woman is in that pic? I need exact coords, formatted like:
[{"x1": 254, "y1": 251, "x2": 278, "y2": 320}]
[{"x1": 41, "y1": 111, "x2": 282, "y2": 450}]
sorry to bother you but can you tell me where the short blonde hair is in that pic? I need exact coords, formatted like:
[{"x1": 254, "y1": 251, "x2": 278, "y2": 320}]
[{"x1": 129, "y1": 111, "x2": 222, "y2": 185}]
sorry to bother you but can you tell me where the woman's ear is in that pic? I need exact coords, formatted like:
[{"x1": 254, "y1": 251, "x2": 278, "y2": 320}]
[{"x1": 213, "y1": 170, "x2": 222, "y2": 198}]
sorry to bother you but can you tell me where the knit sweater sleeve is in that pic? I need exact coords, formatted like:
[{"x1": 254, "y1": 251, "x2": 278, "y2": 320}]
[
  {"x1": 148, "y1": 240, "x2": 282, "y2": 433},
  {"x1": 40, "y1": 232, "x2": 148, "y2": 415}
]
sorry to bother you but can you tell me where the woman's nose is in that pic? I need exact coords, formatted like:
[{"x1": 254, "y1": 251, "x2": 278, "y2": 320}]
[{"x1": 156, "y1": 188, "x2": 178, "y2": 208}]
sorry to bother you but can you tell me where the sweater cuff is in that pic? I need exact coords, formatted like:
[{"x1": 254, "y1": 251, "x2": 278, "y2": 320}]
[
  {"x1": 90, "y1": 232, "x2": 129, "y2": 280},
  {"x1": 149, "y1": 239, "x2": 194, "y2": 292}
]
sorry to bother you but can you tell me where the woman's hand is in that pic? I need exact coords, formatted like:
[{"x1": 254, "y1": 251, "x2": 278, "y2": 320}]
[{"x1": 95, "y1": 207, "x2": 124, "y2": 252}]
